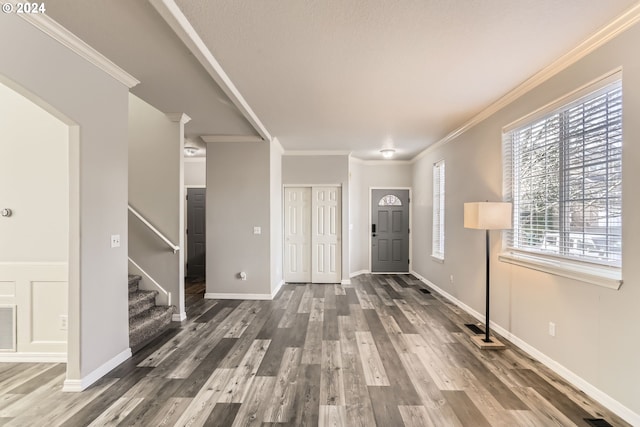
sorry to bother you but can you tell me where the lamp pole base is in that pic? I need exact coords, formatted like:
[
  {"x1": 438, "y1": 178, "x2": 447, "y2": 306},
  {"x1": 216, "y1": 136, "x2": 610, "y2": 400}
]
[{"x1": 471, "y1": 335, "x2": 506, "y2": 350}]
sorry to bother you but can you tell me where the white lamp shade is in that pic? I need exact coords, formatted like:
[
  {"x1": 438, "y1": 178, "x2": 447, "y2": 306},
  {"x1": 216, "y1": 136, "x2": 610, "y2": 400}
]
[{"x1": 464, "y1": 202, "x2": 512, "y2": 230}]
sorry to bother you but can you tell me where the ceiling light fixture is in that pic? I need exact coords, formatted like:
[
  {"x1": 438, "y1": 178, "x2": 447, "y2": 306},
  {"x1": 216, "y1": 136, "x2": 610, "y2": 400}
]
[
  {"x1": 380, "y1": 148, "x2": 395, "y2": 159},
  {"x1": 184, "y1": 146, "x2": 198, "y2": 156}
]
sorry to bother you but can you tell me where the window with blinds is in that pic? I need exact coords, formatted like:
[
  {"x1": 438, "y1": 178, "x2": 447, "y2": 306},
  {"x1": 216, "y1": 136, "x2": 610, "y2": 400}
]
[
  {"x1": 503, "y1": 75, "x2": 622, "y2": 268},
  {"x1": 432, "y1": 160, "x2": 445, "y2": 259}
]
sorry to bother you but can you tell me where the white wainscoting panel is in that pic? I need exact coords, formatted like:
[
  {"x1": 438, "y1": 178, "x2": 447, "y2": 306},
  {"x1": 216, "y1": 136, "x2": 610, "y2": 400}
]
[{"x1": 0, "y1": 263, "x2": 68, "y2": 357}]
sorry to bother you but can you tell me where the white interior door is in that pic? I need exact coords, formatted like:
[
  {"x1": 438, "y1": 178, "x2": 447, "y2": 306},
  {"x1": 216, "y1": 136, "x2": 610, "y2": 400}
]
[
  {"x1": 311, "y1": 187, "x2": 341, "y2": 283},
  {"x1": 284, "y1": 187, "x2": 311, "y2": 282}
]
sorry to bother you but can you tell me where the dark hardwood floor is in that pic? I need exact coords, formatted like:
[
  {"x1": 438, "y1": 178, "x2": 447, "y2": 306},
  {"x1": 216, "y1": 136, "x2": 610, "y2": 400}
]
[{"x1": 0, "y1": 275, "x2": 629, "y2": 426}]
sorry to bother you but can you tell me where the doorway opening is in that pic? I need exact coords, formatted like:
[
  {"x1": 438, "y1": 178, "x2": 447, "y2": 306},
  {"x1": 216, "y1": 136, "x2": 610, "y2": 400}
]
[{"x1": 0, "y1": 77, "x2": 79, "y2": 377}]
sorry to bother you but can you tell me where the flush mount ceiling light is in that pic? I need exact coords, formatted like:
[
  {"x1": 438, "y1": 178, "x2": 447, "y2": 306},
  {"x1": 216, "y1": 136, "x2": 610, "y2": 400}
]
[
  {"x1": 184, "y1": 146, "x2": 198, "y2": 156},
  {"x1": 380, "y1": 148, "x2": 395, "y2": 159}
]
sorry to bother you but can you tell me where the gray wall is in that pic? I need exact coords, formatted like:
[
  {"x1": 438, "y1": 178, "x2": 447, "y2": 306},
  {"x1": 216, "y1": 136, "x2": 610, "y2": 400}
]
[
  {"x1": 128, "y1": 94, "x2": 185, "y2": 316},
  {"x1": 0, "y1": 15, "x2": 130, "y2": 382},
  {"x1": 349, "y1": 160, "x2": 412, "y2": 274},
  {"x1": 206, "y1": 142, "x2": 272, "y2": 296},
  {"x1": 411, "y1": 22, "x2": 640, "y2": 418},
  {"x1": 184, "y1": 158, "x2": 206, "y2": 186},
  {"x1": 283, "y1": 155, "x2": 350, "y2": 282}
]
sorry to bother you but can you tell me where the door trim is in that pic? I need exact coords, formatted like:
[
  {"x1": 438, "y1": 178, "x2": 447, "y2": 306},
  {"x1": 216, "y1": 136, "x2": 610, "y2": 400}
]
[{"x1": 368, "y1": 187, "x2": 412, "y2": 274}]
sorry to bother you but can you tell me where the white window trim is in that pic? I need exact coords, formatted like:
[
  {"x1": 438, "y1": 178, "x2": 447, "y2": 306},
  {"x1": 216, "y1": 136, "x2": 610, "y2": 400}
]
[
  {"x1": 432, "y1": 160, "x2": 445, "y2": 261},
  {"x1": 499, "y1": 250, "x2": 622, "y2": 290},
  {"x1": 502, "y1": 69, "x2": 623, "y2": 289}
]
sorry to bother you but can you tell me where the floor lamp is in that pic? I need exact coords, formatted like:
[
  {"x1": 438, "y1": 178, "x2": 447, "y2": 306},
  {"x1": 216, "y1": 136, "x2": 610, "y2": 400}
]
[{"x1": 463, "y1": 202, "x2": 512, "y2": 350}]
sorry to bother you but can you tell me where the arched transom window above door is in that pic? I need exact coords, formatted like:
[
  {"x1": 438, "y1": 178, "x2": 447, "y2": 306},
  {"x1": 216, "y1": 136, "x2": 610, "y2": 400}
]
[{"x1": 378, "y1": 194, "x2": 402, "y2": 206}]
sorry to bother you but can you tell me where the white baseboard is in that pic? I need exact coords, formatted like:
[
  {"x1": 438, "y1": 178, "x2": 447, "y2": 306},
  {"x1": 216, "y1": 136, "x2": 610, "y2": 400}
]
[
  {"x1": 205, "y1": 292, "x2": 273, "y2": 301},
  {"x1": 62, "y1": 348, "x2": 131, "y2": 392},
  {"x1": 205, "y1": 281, "x2": 284, "y2": 301},
  {"x1": 340, "y1": 279, "x2": 351, "y2": 285},
  {"x1": 350, "y1": 270, "x2": 369, "y2": 278},
  {"x1": 172, "y1": 311, "x2": 187, "y2": 322},
  {"x1": 0, "y1": 352, "x2": 66, "y2": 363},
  {"x1": 410, "y1": 270, "x2": 640, "y2": 426},
  {"x1": 271, "y1": 280, "x2": 285, "y2": 299}
]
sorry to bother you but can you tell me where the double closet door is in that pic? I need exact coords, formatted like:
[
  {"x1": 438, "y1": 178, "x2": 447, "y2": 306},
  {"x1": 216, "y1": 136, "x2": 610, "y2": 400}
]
[{"x1": 284, "y1": 186, "x2": 341, "y2": 284}]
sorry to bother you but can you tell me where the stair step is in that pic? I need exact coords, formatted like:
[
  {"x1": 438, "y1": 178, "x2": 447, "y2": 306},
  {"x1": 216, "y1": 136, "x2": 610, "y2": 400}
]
[
  {"x1": 129, "y1": 305, "x2": 174, "y2": 350},
  {"x1": 128, "y1": 275, "x2": 141, "y2": 293},
  {"x1": 128, "y1": 290, "x2": 159, "y2": 318}
]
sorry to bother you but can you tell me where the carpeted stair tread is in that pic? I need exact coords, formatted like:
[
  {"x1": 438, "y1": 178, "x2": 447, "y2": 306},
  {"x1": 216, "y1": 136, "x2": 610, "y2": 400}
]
[
  {"x1": 127, "y1": 274, "x2": 175, "y2": 352},
  {"x1": 128, "y1": 275, "x2": 141, "y2": 293},
  {"x1": 128, "y1": 289, "x2": 159, "y2": 318},
  {"x1": 129, "y1": 305, "x2": 174, "y2": 350}
]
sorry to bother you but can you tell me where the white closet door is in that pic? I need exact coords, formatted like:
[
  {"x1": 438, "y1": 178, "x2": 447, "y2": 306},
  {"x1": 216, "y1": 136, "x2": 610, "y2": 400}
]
[
  {"x1": 284, "y1": 187, "x2": 311, "y2": 282},
  {"x1": 311, "y1": 187, "x2": 341, "y2": 283}
]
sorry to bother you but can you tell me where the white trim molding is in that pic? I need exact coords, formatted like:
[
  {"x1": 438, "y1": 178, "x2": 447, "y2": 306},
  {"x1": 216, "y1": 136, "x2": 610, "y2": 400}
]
[
  {"x1": 412, "y1": 2, "x2": 640, "y2": 163},
  {"x1": 62, "y1": 348, "x2": 131, "y2": 392},
  {"x1": 0, "y1": 352, "x2": 66, "y2": 363},
  {"x1": 272, "y1": 137, "x2": 285, "y2": 154},
  {"x1": 201, "y1": 135, "x2": 263, "y2": 143},
  {"x1": 205, "y1": 292, "x2": 274, "y2": 301},
  {"x1": 15, "y1": 10, "x2": 139, "y2": 88},
  {"x1": 349, "y1": 157, "x2": 412, "y2": 166},
  {"x1": 149, "y1": 0, "x2": 271, "y2": 141},
  {"x1": 340, "y1": 279, "x2": 351, "y2": 285},
  {"x1": 410, "y1": 270, "x2": 640, "y2": 426},
  {"x1": 349, "y1": 270, "x2": 369, "y2": 278},
  {"x1": 499, "y1": 251, "x2": 622, "y2": 290},
  {"x1": 284, "y1": 150, "x2": 351, "y2": 156},
  {"x1": 271, "y1": 280, "x2": 285, "y2": 299},
  {"x1": 172, "y1": 312, "x2": 187, "y2": 322},
  {"x1": 166, "y1": 113, "x2": 192, "y2": 124}
]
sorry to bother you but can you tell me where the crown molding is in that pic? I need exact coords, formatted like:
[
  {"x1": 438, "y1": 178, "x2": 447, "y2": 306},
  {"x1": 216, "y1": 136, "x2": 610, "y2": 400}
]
[
  {"x1": 201, "y1": 135, "x2": 264, "y2": 143},
  {"x1": 412, "y1": 1, "x2": 640, "y2": 164},
  {"x1": 166, "y1": 113, "x2": 192, "y2": 124},
  {"x1": 149, "y1": 0, "x2": 271, "y2": 141},
  {"x1": 284, "y1": 150, "x2": 351, "y2": 156},
  {"x1": 272, "y1": 137, "x2": 285, "y2": 154},
  {"x1": 349, "y1": 156, "x2": 412, "y2": 166},
  {"x1": 16, "y1": 10, "x2": 139, "y2": 88}
]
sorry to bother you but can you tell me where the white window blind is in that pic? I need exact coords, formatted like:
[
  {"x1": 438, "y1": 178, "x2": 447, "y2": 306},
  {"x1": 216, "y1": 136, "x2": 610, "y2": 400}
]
[
  {"x1": 432, "y1": 160, "x2": 445, "y2": 259},
  {"x1": 503, "y1": 77, "x2": 622, "y2": 268}
]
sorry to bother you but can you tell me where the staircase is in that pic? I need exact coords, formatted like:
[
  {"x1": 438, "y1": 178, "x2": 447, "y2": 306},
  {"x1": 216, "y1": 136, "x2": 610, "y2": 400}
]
[{"x1": 128, "y1": 275, "x2": 174, "y2": 351}]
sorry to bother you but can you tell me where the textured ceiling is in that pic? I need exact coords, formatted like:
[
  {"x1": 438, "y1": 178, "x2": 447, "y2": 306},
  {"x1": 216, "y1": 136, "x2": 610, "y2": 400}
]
[
  {"x1": 174, "y1": 0, "x2": 637, "y2": 159},
  {"x1": 46, "y1": 0, "x2": 638, "y2": 160}
]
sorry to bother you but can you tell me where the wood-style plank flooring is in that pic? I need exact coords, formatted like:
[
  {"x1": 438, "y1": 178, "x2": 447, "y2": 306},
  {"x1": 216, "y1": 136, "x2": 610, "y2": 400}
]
[{"x1": 0, "y1": 275, "x2": 629, "y2": 426}]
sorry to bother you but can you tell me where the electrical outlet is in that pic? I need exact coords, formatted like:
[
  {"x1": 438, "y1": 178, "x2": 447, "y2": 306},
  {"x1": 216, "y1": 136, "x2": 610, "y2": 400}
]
[
  {"x1": 111, "y1": 234, "x2": 121, "y2": 248},
  {"x1": 60, "y1": 315, "x2": 68, "y2": 331},
  {"x1": 548, "y1": 322, "x2": 556, "y2": 337}
]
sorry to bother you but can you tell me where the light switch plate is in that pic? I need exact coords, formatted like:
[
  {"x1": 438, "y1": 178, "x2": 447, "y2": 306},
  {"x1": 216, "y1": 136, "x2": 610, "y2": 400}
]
[
  {"x1": 111, "y1": 234, "x2": 121, "y2": 248},
  {"x1": 253, "y1": 226, "x2": 261, "y2": 235}
]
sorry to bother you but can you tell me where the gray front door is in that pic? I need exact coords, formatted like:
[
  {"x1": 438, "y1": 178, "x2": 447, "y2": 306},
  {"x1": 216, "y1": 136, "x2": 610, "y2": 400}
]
[
  {"x1": 371, "y1": 189, "x2": 409, "y2": 272},
  {"x1": 187, "y1": 188, "x2": 206, "y2": 278}
]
